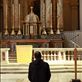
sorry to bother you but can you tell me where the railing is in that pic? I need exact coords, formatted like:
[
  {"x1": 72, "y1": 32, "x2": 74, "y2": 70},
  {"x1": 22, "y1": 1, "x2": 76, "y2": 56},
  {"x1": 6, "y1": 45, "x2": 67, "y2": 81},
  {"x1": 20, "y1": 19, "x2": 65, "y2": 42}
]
[
  {"x1": 69, "y1": 40, "x2": 80, "y2": 48},
  {"x1": 1, "y1": 48, "x2": 82, "y2": 63},
  {"x1": 1, "y1": 48, "x2": 82, "y2": 82},
  {"x1": 64, "y1": 31, "x2": 80, "y2": 48},
  {"x1": 33, "y1": 48, "x2": 82, "y2": 62}
]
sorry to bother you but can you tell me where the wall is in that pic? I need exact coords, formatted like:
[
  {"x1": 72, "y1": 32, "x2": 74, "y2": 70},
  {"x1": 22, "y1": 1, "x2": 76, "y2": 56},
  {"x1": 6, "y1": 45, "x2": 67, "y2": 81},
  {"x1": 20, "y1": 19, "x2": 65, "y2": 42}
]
[
  {"x1": 79, "y1": 0, "x2": 82, "y2": 47},
  {"x1": 64, "y1": 31, "x2": 82, "y2": 47},
  {"x1": 63, "y1": 0, "x2": 82, "y2": 48},
  {"x1": 80, "y1": 0, "x2": 82, "y2": 31}
]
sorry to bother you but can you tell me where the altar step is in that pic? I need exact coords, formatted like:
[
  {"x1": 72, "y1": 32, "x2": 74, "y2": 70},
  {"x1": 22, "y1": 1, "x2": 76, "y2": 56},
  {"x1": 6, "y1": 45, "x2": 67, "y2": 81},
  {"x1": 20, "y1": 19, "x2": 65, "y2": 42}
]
[{"x1": 9, "y1": 56, "x2": 17, "y2": 63}]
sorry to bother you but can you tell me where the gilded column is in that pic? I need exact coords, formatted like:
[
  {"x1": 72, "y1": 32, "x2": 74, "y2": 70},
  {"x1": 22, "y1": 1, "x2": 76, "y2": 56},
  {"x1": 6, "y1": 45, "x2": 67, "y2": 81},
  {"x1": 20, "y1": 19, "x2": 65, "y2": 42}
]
[{"x1": 51, "y1": 0, "x2": 57, "y2": 31}]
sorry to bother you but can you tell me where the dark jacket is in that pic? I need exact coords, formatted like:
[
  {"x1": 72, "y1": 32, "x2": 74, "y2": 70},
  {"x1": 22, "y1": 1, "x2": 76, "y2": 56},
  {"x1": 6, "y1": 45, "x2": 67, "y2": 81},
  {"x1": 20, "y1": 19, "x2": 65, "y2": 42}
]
[{"x1": 28, "y1": 59, "x2": 51, "y2": 82}]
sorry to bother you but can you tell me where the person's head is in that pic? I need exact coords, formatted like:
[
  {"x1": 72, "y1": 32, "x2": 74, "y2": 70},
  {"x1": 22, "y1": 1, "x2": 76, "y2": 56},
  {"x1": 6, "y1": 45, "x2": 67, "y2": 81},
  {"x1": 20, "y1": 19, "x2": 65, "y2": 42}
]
[{"x1": 34, "y1": 51, "x2": 41, "y2": 60}]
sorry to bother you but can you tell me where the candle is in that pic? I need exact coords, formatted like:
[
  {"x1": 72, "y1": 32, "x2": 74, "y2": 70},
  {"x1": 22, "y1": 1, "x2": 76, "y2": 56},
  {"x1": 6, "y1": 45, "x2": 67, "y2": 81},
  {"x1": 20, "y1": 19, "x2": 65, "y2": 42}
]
[
  {"x1": 11, "y1": 4, "x2": 15, "y2": 35},
  {"x1": 12, "y1": 4, "x2": 14, "y2": 28},
  {"x1": 4, "y1": 4, "x2": 9, "y2": 35},
  {"x1": 18, "y1": 4, "x2": 20, "y2": 27},
  {"x1": 17, "y1": 4, "x2": 22, "y2": 35},
  {"x1": 23, "y1": 24, "x2": 24, "y2": 35},
  {"x1": 6, "y1": 4, "x2": 8, "y2": 28}
]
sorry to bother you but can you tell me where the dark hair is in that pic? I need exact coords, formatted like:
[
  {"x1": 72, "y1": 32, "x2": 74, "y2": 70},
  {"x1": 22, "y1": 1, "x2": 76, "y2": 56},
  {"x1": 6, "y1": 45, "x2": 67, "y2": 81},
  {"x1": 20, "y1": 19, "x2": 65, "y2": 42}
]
[{"x1": 35, "y1": 51, "x2": 41, "y2": 59}]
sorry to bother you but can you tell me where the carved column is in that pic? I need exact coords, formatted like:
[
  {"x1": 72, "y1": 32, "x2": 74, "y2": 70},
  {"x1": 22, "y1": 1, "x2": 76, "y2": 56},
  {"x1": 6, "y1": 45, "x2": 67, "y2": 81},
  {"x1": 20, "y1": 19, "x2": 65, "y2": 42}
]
[{"x1": 51, "y1": 0, "x2": 57, "y2": 31}]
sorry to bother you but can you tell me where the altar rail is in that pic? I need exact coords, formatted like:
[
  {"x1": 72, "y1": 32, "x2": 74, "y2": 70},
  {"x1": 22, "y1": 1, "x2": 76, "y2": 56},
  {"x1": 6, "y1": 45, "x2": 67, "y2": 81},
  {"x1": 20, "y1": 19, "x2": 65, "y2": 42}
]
[
  {"x1": 1, "y1": 48, "x2": 82, "y2": 63},
  {"x1": 1, "y1": 48, "x2": 82, "y2": 82},
  {"x1": 33, "y1": 48, "x2": 82, "y2": 62}
]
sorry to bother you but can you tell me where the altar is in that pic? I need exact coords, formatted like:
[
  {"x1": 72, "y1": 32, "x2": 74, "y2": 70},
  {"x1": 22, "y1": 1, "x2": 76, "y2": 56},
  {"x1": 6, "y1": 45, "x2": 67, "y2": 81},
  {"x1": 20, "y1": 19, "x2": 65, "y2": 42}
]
[{"x1": 0, "y1": 2, "x2": 64, "y2": 49}]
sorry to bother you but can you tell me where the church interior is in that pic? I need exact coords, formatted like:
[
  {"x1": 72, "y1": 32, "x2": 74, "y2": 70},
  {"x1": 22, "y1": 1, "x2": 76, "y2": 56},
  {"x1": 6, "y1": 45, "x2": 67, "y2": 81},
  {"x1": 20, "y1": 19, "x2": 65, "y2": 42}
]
[{"x1": 0, "y1": 0, "x2": 82, "y2": 82}]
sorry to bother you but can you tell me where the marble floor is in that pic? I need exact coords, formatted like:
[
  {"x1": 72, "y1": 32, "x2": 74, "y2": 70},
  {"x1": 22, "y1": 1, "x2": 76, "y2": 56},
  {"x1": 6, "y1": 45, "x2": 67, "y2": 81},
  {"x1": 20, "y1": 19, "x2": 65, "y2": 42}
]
[{"x1": 1, "y1": 61, "x2": 82, "y2": 82}]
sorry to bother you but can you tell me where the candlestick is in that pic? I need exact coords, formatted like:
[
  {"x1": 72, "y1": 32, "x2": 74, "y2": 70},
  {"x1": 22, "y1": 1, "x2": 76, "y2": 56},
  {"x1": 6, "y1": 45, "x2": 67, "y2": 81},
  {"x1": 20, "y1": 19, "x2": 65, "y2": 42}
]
[
  {"x1": 25, "y1": 23, "x2": 28, "y2": 35},
  {"x1": 23, "y1": 24, "x2": 25, "y2": 35},
  {"x1": 4, "y1": 4, "x2": 9, "y2": 35},
  {"x1": 17, "y1": 4, "x2": 21, "y2": 35},
  {"x1": 11, "y1": 4, "x2": 15, "y2": 35},
  {"x1": 42, "y1": 26, "x2": 47, "y2": 35},
  {"x1": 50, "y1": 25, "x2": 54, "y2": 34},
  {"x1": 56, "y1": 26, "x2": 60, "y2": 34}
]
